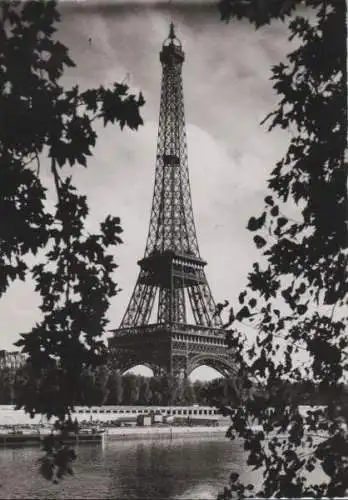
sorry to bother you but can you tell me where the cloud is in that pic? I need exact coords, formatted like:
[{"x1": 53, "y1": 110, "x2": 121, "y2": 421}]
[{"x1": 0, "y1": 3, "x2": 294, "y2": 359}]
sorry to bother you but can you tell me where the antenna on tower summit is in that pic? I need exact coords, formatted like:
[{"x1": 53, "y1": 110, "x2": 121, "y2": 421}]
[{"x1": 168, "y1": 0, "x2": 174, "y2": 28}]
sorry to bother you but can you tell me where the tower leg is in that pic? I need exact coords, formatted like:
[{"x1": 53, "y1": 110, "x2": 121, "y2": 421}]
[{"x1": 171, "y1": 354, "x2": 188, "y2": 379}]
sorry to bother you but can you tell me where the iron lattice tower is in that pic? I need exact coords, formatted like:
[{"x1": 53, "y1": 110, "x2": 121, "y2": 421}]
[{"x1": 110, "y1": 24, "x2": 235, "y2": 378}]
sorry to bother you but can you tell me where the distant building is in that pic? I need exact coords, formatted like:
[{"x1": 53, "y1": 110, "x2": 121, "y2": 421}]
[{"x1": 0, "y1": 350, "x2": 26, "y2": 370}]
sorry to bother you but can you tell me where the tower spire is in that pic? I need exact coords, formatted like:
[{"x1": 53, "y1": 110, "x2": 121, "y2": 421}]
[
  {"x1": 110, "y1": 26, "x2": 234, "y2": 379},
  {"x1": 169, "y1": 20, "x2": 175, "y2": 40},
  {"x1": 168, "y1": 0, "x2": 174, "y2": 33}
]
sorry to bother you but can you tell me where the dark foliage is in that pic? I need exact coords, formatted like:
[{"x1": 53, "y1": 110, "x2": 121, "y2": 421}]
[
  {"x1": 11, "y1": 367, "x2": 201, "y2": 406},
  {"x1": 216, "y1": 0, "x2": 347, "y2": 497},
  {"x1": 0, "y1": 0, "x2": 144, "y2": 481},
  {"x1": 39, "y1": 419, "x2": 78, "y2": 484},
  {"x1": 5, "y1": 365, "x2": 342, "y2": 407},
  {"x1": 1, "y1": 0, "x2": 143, "y2": 418}
]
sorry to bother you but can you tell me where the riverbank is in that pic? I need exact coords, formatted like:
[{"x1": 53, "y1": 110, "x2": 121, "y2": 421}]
[
  {"x1": 105, "y1": 425, "x2": 229, "y2": 441},
  {"x1": 0, "y1": 431, "x2": 104, "y2": 448},
  {"x1": 0, "y1": 425, "x2": 229, "y2": 448}
]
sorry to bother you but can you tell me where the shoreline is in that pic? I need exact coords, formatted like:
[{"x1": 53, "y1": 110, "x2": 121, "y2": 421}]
[
  {"x1": 105, "y1": 425, "x2": 229, "y2": 441},
  {"x1": 0, "y1": 425, "x2": 229, "y2": 448},
  {"x1": 0, "y1": 425, "x2": 329, "y2": 448}
]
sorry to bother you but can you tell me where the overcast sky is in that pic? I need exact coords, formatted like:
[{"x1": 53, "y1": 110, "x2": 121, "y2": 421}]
[{"x1": 1, "y1": 1, "x2": 295, "y2": 378}]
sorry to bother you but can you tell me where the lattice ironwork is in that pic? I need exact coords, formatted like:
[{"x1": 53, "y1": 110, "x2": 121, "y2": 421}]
[{"x1": 110, "y1": 24, "x2": 233, "y2": 378}]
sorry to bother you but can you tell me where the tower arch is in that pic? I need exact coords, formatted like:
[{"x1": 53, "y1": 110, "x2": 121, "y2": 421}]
[
  {"x1": 187, "y1": 354, "x2": 237, "y2": 379},
  {"x1": 122, "y1": 364, "x2": 155, "y2": 377}
]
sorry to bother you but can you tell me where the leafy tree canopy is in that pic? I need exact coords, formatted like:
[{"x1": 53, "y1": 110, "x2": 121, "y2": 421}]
[
  {"x1": 216, "y1": 0, "x2": 347, "y2": 497},
  {"x1": 0, "y1": 0, "x2": 144, "y2": 423}
]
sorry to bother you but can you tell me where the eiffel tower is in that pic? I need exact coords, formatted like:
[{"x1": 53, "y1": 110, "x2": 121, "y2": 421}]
[{"x1": 110, "y1": 23, "x2": 235, "y2": 378}]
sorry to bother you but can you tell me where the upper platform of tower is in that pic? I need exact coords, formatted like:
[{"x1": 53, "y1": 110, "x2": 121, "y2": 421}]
[{"x1": 160, "y1": 22, "x2": 185, "y2": 66}]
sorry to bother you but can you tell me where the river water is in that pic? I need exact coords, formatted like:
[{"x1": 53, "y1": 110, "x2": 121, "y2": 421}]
[{"x1": 0, "y1": 435, "x2": 255, "y2": 499}]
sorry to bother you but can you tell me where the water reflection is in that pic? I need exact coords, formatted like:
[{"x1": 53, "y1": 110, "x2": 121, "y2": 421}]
[{"x1": 0, "y1": 436, "x2": 244, "y2": 499}]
